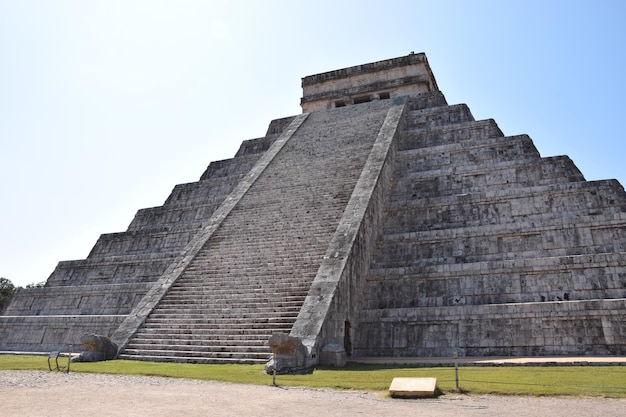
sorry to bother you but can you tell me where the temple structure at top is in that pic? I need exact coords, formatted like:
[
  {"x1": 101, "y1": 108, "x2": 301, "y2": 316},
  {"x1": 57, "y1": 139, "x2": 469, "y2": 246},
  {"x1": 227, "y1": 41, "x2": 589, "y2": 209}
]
[{"x1": 300, "y1": 53, "x2": 438, "y2": 112}]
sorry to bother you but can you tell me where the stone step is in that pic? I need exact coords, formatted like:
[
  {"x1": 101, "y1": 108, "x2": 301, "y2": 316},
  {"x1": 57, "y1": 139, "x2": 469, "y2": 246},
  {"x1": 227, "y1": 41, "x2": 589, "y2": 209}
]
[
  {"x1": 46, "y1": 254, "x2": 178, "y2": 286},
  {"x1": 394, "y1": 152, "x2": 578, "y2": 183},
  {"x1": 365, "y1": 253, "x2": 626, "y2": 309},
  {"x1": 138, "y1": 324, "x2": 274, "y2": 337},
  {"x1": 147, "y1": 311, "x2": 299, "y2": 321},
  {"x1": 119, "y1": 348, "x2": 270, "y2": 361},
  {"x1": 372, "y1": 246, "x2": 626, "y2": 271},
  {"x1": 400, "y1": 119, "x2": 503, "y2": 151},
  {"x1": 3, "y1": 282, "x2": 149, "y2": 316},
  {"x1": 179, "y1": 264, "x2": 320, "y2": 275},
  {"x1": 163, "y1": 285, "x2": 310, "y2": 296},
  {"x1": 139, "y1": 317, "x2": 293, "y2": 326},
  {"x1": 135, "y1": 325, "x2": 292, "y2": 335},
  {"x1": 178, "y1": 264, "x2": 320, "y2": 275},
  {"x1": 378, "y1": 211, "x2": 626, "y2": 244},
  {"x1": 190, "y1": 251, "x2": 307, "y2": 259},
  {"x1": 395, "y1": 134, "x2": 540, "y2": 173},
  {"x1": 354, "y1": 299, "x2": 626, "y2": 357},
  {"x1": 0, "y1": 315, "x2": 127, "y2": 352},
  {"x1": 183, "y1": 256, "x2": 325, "y2": 266},
  {"x1": 399, "y1": 131, "x2": 533, "y2": 157},
  {"x1": 169, "y1": 273, "x2": 312, "y2": 281},
  {"x1": 169, "y1": 272, "x2": 315, "y2": 281},
  {"x1": 117, "y1": 352, "x2": 267, "y2": 364},
  {"x1": 406, "y1": 104, "x2": 475, "y2": 129},
  {"x1": 158, "y1": 297, "x2": 307, "y2": 308},
  {"x1": 390, "y1": 156, "x2": 585, "y2": 201},
  {"x1": 192, "y1": 226, "x2": 334, "y2": 239},
  {"x1": 181, "y1": 256, "x2": 324, "y2": 268},
  {"x1": 135, "y1": 329, "x2": 293, "y2": 339},
  {"x1": 130, "y1": 334, "x2": 270, "y2": 344},
  {"x1": 384, "y1": 195, "x2": 626, "y2": 236},
  {"x1": 128, "y1": 338, "x2": 288, "y2": 351},
  {"x1": 199, "y1": 153, "x2": 264, "y2": 180},
  {"x1": 192, "y1": 256, "x2": 314, "y2": 268},
  {"x1": 233, "y1": 134, "x2": 281, "y2": 157},
  {"x1": 364, "y1": 285, "x2": 626, "y2": 310},
  {"x1": 168, "y1": 275, "x2": 313, "y2": 285},
  {"x1": 152, "y1": 307, "x2": 301, "y2": 317},
  {"x1": 158, "y1": 300, "x2": 304, "y2": 309},
  {"x1": 127, "y1": 201, "x2": 224, "y2": 232},
  {"x1": 120, "y1": 348, "x2": 271, "y2": 364},
  {"x1": 165, "y1": 168, "x2": 256, "y2": 205},
  {"x1": 358, "y1": 298, "x2": 626, "y2": 321},
  {"x1": 372, "y1": 216, "x2": 626, "y2": 268},
  {"x1": 406, "y1": 91, "x2": 448, "y2": 111},
  {"x1": 149, "y1": 309, "x2": 298, "y2": 324},
  {"x1": 162, "y1": 285, "x2": 310, "y2": 296},
  {"x1": 369, "y1": 251, "x2": 626, "y2": 278},
  {"x1": 385, "y1": 179, "x2": 626, "y2": 214},
  {"x1": 87, "y1": 228, "x2": 199, "y2": 258},
  {"x1": 127, "y1": 331, "x2": 272, "y2": 341},
  {"x1": 156, "y1": 299, "x2": 304, "y2": 309},
  {"x1": 169, "y1": 274, "x2": 314, "y2": 283},
  {"x1": 125, "y1": 342, "x2": 271, "y2": 354},
  {"x1": 160, "y1": 175, "x2": 243, "y2": 203}
]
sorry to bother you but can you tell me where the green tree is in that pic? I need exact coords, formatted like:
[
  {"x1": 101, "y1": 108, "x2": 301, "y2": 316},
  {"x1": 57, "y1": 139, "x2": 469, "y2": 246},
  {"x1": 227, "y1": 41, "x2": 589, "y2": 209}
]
[{"x1": 0, "y1": 277, "x2": 16, "y2": 313}]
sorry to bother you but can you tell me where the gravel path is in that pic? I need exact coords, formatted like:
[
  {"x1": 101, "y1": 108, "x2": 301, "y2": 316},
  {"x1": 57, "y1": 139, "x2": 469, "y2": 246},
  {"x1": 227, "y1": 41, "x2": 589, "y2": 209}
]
[{"x1": 1, "y1": 370, "x2": 624, "y2": 417}]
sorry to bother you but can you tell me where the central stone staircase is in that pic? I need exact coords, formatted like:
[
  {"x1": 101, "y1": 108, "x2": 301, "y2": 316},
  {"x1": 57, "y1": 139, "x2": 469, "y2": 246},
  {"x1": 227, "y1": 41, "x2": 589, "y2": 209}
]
[{"x1": 119, "y1": 100, "x2": 394, "y2": 363}]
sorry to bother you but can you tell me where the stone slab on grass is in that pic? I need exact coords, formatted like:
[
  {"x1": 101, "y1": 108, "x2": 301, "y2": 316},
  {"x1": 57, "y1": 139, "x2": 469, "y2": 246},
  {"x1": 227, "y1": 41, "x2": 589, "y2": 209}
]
[{"x1": 389, "y1": 377, "x2": 437, "y2": 398}]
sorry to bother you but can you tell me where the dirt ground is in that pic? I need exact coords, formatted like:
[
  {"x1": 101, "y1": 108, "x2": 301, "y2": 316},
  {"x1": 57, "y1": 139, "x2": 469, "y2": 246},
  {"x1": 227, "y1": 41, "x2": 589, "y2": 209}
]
[{"x1": 1, "y1": 370, "x2": 624, "y2": 417}]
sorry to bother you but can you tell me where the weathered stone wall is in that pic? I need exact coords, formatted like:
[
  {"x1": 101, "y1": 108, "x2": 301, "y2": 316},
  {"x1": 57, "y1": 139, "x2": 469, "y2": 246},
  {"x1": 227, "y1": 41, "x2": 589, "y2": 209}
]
[
  {"x1": 353, "y1": 85, "x2": 626, "y2": 357},
  {"x1": 0, "y1": 315, "x2": 125, "y2": 352},
  {"x1": 4, "y1": 284, "x2": 148, "y2": 316},
  {"x1": 355, "y1": 299, "x2": 626, "y2": 357},
  {"x1": 364, "y1": 253, "x2": 626, "y2": 309}
]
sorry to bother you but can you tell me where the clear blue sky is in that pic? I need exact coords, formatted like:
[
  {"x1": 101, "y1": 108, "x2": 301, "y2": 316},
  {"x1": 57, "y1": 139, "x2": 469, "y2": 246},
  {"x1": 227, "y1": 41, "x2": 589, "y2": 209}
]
[{"x1": 1, "y1": 0, "x2": 625, "y2": 287}]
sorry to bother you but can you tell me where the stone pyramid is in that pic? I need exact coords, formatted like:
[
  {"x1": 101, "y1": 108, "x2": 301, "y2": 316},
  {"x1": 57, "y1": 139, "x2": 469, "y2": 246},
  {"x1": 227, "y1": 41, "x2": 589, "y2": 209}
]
[{"x1": 1, "y1": 53, "x2": 624, "y2": 366}]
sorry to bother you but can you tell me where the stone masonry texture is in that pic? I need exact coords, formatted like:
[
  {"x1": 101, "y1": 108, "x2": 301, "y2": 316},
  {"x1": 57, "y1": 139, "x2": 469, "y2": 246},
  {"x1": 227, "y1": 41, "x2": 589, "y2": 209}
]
[{"x1": 0, "y1": 53, "x2": 624, "y2": 363}]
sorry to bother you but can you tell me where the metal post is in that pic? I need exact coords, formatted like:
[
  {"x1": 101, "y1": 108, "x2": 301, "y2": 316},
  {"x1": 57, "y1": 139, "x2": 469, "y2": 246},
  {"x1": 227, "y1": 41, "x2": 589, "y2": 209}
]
[
  {"x1": 66, "y1": 344, "x2": 72, "y2": 373},
  {"x1": 454, "y1": 351, "x2": 459, "y2": 391},
  {"x1": 272, "y1": 353, "x2": 277, "y2": 386}
]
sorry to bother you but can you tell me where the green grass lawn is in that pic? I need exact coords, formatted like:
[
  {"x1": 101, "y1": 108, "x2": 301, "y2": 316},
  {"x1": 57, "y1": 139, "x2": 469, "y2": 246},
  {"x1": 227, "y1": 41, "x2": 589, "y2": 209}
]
[{"x1": 1, "y1": 355, "x2": 624, "y2": 398}]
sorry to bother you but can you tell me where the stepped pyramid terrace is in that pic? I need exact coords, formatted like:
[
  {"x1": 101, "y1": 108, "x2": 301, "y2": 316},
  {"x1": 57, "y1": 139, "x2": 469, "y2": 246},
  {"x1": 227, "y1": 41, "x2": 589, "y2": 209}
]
[{"x1": 1, "y1": 53, "x2": 625, "y2": 367}]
